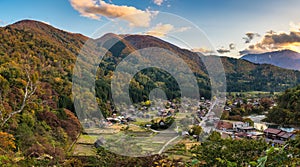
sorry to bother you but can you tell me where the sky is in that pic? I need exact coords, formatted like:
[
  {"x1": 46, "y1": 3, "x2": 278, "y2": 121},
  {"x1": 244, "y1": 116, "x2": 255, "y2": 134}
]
[{"x1": 1, "y1": 0, "x2": 300, "y2": 57}]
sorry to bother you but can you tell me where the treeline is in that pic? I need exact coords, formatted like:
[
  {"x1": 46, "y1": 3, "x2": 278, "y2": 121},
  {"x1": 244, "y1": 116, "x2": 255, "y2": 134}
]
[
  {"x1": 265, "y1": 85, "x2": 300, "y2": 125},
  {"x1": 223, "y1": 57, "x2": 300, "y2": 92}
]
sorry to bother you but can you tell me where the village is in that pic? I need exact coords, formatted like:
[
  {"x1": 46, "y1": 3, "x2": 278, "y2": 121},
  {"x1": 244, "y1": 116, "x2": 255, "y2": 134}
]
[{"x1": 76, "y1": 95, "x2": 298, "y2": 156}]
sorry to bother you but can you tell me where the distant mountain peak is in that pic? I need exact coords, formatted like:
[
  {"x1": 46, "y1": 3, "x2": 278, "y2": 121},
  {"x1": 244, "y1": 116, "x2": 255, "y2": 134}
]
[{"x1": 241, "y1": 49, "x2": 300, "y2": 71}]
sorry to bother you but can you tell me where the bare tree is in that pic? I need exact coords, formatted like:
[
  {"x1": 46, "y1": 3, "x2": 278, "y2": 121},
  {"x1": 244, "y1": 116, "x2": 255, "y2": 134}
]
[{"x1": 0, "y1": 69, "x2": 37, "y2": 128}]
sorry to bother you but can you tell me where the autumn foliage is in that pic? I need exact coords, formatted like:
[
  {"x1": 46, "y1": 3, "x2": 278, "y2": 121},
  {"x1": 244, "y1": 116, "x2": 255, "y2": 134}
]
[{"x1": 0, "y1": 131, "x2": 16, "y2": 152}]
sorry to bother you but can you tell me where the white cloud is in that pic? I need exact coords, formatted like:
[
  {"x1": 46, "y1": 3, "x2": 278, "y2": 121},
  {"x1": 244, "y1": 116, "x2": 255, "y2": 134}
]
[
  {"x1": 146, "y1": 23, "x2": 191, "y2": 37},
  {"x1": 70, "y1": 0, "x2": 154, "y2": 27},
  {"x1": 174, "y1": 26, "x2": 191, "y2": 33},
  {"x1": 146, "y1": 23, "x2": 174, "y2": 37},
  {"x1": 153, "y1": 0, "x2": 164, "y2": 6},
  {"x1": 289, "y1": 21, "x2": 300, "y2": 32}
]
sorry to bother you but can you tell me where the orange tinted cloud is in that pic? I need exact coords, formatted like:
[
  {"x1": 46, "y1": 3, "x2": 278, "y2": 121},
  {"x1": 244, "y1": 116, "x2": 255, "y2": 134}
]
[
  {"x1": 146, "y1": 23, "x2": 191, "y2": 37},
  {"x1": 241, "y1": 30, "x2": 300, "y2": 55},
  {"x1": 70, "y1": 0, "x2": 154, "y2": 27},
  {"x1": 146, "y1": 23, "x2": 174, "y2": 37}
]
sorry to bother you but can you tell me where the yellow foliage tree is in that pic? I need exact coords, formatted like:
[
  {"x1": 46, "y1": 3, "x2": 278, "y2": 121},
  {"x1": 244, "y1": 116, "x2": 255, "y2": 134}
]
[{"x1": 0, "y1": 131, "x2": 16, "y2": 152}]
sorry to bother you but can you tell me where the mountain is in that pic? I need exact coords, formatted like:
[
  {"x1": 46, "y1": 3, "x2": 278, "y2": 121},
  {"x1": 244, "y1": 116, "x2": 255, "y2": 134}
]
[
  {"x1": 241, "y1": 50, "x2": 300, "y2": 71},
  {"x1": 1, "y1": 20, "x2": 300, "y2": 102},
  {"x1": 0, "y1": 20, "x2": 85, "y2": 161},
  {"x1": 1, "y1": 19, "x2": 300, "y2": 163},
  {"x1": 220, "y1": 57, "x2": 300, "y2": 92},
  {"x1": 119, "y1": 34, "x2": 300, "y2": 92}
]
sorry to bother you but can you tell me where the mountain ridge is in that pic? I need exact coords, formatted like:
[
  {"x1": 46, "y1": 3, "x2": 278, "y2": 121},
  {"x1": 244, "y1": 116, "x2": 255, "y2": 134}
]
[
  {"x1": 2, "y1": 19, "x2": 300, "y2": 93},
  {"x1": 241, "y1": 49, "x2": 300, "y2": 71}
]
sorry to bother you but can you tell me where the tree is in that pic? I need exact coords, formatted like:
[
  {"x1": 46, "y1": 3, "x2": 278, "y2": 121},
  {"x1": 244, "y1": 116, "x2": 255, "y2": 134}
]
[
  {"x1": 260, "y1": 98, "x2": 273, "y2": 110},
  {"x1": 189, "y1": 125, "x2": 203, "y2": 136},
  {"x1": 243, "y1": 118, "x2": 254, "y2": 126},
  {"x1": 0, "y1": 68, "x2": 37, "y2": 128},
  {"x1": 0, "y1": 131, "x2": 16, "y2": 152},
  {"x1": 191, "y1": 132, "x2": 267, "y2": 166}
]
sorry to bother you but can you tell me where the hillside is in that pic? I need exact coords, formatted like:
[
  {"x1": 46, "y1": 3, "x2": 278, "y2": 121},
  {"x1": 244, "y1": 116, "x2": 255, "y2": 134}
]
[
  {"x1": 221, "y1": 57, "x2": 300, "y2": 92},
  {"x1": 1, "y1": 20, "x2": 300, "y2": 110},
  {"x1": 0, "y1": 20, "x2": 85, "y2": 163},
  {"x1": 265, "y1": 85, "x2": 300, "y2": 125},
  {"x1": 1, "y1": 19, "x2": 300, "y2": 164},
  {"x1": 120, "y1": 34, "x2": 300, "y2": 92},
  {"x1": 241, "y1": 50, "x2": 300, "y2": 71}
]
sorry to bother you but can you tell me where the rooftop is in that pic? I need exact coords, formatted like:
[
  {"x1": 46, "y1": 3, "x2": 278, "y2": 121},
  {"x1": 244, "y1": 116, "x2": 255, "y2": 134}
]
[{"x1": 264, "y1": 128, "x2": 282, "y2": 134}]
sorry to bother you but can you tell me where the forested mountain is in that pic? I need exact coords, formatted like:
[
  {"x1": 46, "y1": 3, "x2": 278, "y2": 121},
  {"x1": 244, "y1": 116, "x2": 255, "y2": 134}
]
[
  {"x1": 0, "y1": 20, "x2": 85, "y2": 163},
  {"x1": 120, "y1": 34, "x2": 300, "y2": 92},
  {"x1": 265, "y1": 85, "x2": 300, "y2": 125},
  {"x1": 1, "y1": 19, "x2": 300, "y2": 164},
  {"x1": 241, "y1": 50, "x2": 300, "y2": 71},
  {"x1": 221, "y1": 57, "x2": 300, "y2": 92},
  {"x1": 1, "y1": 20, "x2": 300, "y2": 115}
]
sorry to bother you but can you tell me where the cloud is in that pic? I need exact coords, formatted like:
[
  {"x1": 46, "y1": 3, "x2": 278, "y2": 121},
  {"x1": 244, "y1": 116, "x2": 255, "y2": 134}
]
[
  {"x1": 239, "y1": 48, "x2": 265, "y2": 55},
  {"x1": 153, "y1": 0, "x2": 164, "y2": 6},
  {"x1": 240, "y1": 23, "x2": 300, "y2": 55},
  {"x1": 175, "y1": 26, "x2": 191, "y2": 32},
  {"x1": 191, "y1": 48, "x2": 214, "y2": 54},
  {"x1": 260, "y1": 31, "x2": 300, "y2": 45},
  {"x1": 229, "y1": 43, "x2": 235, "y2": 50},
  {"x1": 290, "y1": 22, "x2": 300, "y2": 32},
  {"x1": 240, "y1": 30, "x2": 300, "y2": 55},
  {"x1": 243, "y1": 32, "x2": 260, "y2": 43},
  {"x1": 146, "y1": 23, "x2": 190, "y2": 37},
  {"x1": 70, "y1": 0, "x2": 154, "y2": 27},
  {"x1": 146, "y1": 23, "x2": 174, "y2": 37},
  {"x1": 217, "y1": 48, "x2": 231, "y2": 54}
]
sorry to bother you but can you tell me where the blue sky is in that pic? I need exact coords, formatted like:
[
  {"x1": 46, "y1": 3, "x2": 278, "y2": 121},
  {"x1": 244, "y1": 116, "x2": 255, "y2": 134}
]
[{"x1": 1, "y1": 0, "x2": 300, "y2": 57}]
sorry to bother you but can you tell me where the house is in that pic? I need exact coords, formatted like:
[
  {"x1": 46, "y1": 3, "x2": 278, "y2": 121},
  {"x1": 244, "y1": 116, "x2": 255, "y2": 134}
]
[
  {"x1": 232, "y1": 121, "x2": 249, "y2": 131},
  {"x1": 277, "y1": 131, "x2": 295, "y2": 141},
  {"x1": 247, "y1": 131, "x2": 264, "y2": 139},
  {"x1": 264, "y1": 128, "x2": 282, "y2": 139},
  {"x1": 254, "y1": 123, "x2": 268, "y2": 131},
  {"x1": 264, "y1": 128, "x2": 295, "y2": 143},
  {"x1": 216, "y1": 121, "x2": 233, "y2": 131},
  {"x1": 235, "y1": 132, "x2": 248, "y2": 138},
  {"x1": 236, "y1": 126, "x2": 256, "y2": 133}
]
